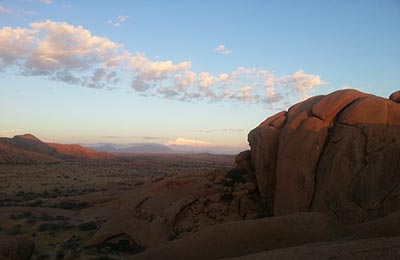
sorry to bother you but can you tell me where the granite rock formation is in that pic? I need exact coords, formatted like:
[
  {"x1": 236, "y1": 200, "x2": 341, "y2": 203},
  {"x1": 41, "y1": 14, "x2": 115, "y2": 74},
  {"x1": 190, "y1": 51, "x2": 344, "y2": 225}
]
[{"x1": 245, "y1": 89, "x2": 400, "y2": 224}]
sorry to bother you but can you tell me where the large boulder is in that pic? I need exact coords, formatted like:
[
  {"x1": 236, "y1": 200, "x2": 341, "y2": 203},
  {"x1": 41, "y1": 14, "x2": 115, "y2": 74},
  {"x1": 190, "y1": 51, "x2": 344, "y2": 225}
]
[
  {"x1": 0, "y1": 236, "x2": 34, "y2": 260},
  {"x1": 132, "y1": 213, "x2": 346, "y2": 260},
  {"x1": 247, "y1": 89, "x2": 400, "y2": 224}
]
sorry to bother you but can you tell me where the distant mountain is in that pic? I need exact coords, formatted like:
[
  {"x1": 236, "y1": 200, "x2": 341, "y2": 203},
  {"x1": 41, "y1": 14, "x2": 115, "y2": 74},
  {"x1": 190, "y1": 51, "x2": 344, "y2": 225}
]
[
  {"x1": 89, "y1": 144, "x2": 119, "y2": 153},
  {"x1": 89, "y1": 143, "x2": 174, "y2": 154},
  {"x1": 0, "y1": 134, "x2": 113, "y2": 164},
  {"x1": 87, "y1": 142, "x2": 244, "y2": 155}
]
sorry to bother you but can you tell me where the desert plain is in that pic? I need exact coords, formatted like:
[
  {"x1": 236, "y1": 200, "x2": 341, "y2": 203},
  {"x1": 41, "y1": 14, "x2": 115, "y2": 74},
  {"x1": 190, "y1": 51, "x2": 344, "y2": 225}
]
[{"x1": 0, "y1": 154, "x2": 235, "y2": 259}]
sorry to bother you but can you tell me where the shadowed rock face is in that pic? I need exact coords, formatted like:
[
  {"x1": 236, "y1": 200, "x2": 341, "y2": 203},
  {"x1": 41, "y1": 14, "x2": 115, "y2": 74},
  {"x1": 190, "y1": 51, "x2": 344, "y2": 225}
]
[{"x1": 247, "y1": 89, "x2": 400, "y2": 224}]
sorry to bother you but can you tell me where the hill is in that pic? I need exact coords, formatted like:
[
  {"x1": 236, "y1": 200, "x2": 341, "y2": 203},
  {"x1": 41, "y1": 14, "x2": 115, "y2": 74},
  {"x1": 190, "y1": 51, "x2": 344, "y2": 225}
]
[{"x1": 0, "y1": 134, "x2": 112, "y2": 163}]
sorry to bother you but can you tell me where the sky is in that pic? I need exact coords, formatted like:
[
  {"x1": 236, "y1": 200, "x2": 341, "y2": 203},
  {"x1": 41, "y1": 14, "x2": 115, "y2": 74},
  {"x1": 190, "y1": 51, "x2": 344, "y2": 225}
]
[{"x1": 0, "y1": 0, "x2": 399, "y2": 153}]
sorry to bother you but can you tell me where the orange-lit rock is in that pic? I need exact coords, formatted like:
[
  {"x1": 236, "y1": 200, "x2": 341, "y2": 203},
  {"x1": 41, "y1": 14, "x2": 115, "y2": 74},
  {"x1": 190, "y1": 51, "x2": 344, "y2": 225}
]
[{"x1": 248, "y1": 89, "x2": 400, "y2": 224}]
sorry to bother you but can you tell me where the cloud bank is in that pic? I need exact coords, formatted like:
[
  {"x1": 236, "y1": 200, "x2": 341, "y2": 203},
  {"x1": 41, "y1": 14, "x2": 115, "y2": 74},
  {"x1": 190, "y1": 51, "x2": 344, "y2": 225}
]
[{"x1": 0, "y1": 20, "x2": 327, "y2": 106}]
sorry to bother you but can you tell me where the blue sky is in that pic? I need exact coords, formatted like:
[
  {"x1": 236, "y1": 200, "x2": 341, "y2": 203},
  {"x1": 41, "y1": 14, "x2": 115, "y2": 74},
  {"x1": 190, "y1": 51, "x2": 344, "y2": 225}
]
[{"x1": 0, "y1": 0, "x2": 399, "y2": 152}]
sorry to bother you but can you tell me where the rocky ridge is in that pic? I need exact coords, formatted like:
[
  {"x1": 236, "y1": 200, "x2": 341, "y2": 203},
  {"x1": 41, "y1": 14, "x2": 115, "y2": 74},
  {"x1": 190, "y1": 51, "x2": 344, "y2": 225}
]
[{"x1": 0, "y1": 134, "x2": 112, "y2": 163}]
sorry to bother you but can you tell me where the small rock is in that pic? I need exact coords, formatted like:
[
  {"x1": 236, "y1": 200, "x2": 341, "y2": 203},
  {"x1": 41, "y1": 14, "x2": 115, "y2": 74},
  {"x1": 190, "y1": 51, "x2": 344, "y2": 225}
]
[
  {"x1": 237, "y1": 160, "x2": 252, "y2": 173},
  {"x1": 244, "y1": 210, "x2": 259, "y2": 220},
  {"x1": 198, "y1": 198, "x2": 207, "y2": 205},
  {"x1": 233, "y1": 190, "x2": 248, "y2": 198},
  {"x1": 152, "y1": 176, "x2": 164, "y2": 183},
  {"x1": 208, "y1": 212, "x2": 216, "y2": 219},
  {"x1": 243, "y1": 182, "x2": 257, "y2": 192},
  {"x1": 214, "y1": 175, "x2": 226, "y2": 184},
  {"x1": 229, "y1": 198, "x2": 240, "y2": 214},
  {"x1": 389, "y1": 91, "x2": 400, "y2": 103},
  {"x1": 203, "y1": 182, "x2": 213, "y2": 188},
  {"x1": 239, "y1": 198, "x2": 257, "y2": 219},
  {"x1": 235, "y1": 150, "x2": 251, "y2": 164},
  {"x1": 208, "y1": 193, "x2": 221, "y2": 203}
]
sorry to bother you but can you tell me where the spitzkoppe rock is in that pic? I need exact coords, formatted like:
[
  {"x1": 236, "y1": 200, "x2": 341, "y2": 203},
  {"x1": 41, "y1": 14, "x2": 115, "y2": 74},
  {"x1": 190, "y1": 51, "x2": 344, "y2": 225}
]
[{"x1": 247, "y1": 89, "x2": 400, "y2": 224}]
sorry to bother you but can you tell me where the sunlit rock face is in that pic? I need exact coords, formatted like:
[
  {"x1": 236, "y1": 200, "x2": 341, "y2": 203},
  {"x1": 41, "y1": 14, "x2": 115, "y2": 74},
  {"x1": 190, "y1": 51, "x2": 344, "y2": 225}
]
[{"x1": 247, "y1": 89, "x2": 400, "y2": 224}]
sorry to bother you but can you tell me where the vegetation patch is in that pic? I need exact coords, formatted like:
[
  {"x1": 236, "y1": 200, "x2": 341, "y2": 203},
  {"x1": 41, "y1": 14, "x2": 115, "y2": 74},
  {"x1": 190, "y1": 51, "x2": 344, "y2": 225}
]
[
  {"x1": 168, "y1": 228, "x2": 182, "y2": 241},
  {"x1": 223, "y1": 169, "x2": 247, "y2": 187},
  {"x1": 9, "y1": 224, "x2": 23, "y2": 235},
  {"x1": 93, "y1": 235, "x2": 145, "y2": 256},
  {"x1": 78, "y1": 221, "x2": 98, "y2": 231},
  {"x1": 56, "y1": 235, "x2": 81, "y2": 260},
  {"x1": 9, "y1": 212, "x2": 70, "y2": 224},
  {"x1": 49, "y1": 201, "x2": 89, "y2": 210},
  {"x1": 221, "y1": 188, "x2": 234, "y2": 201},
  {"x1": 99, "y1": 239, "x2": 144, "y2": 254},
  {"x1": 38, "y1": 221, "x2": 74, "y2": 232}
]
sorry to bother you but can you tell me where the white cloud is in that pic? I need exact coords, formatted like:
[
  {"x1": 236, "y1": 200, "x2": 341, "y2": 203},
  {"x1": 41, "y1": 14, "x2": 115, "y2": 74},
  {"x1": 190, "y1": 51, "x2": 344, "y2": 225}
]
[
  {"x1": 165, "y1": 138, "x2": 212, "y2": 147},
  {"x1": 233, "y1": 86, "x2": 258, "y2": 102},
  {"x1": 0, "y1": 20, "x2": 124, "y2": 88},
  {"x1": 131, "y1": 53, "x2": 191, "y2": 78},
  {"x1": 0, "y1": 20, "x2": 328, "y2": 108},
  {"x1": 108, "y1": 15, "x2": 128, "y2": 27},
  {"x1": 214, "y1": 44, "x2": 232, "y2": 55},
  {"x1": 40, "y1": 0, "x2": 53, "y2": 4},
  {"x1": 276, "y1": 69, "x2": 327, "y2": 100},
  {"x1": 175, "y1": 71, "x2": 197, "y2": 88},
  {"x1": 118, "y1": 16, "x2": 128, "y2": 22}
]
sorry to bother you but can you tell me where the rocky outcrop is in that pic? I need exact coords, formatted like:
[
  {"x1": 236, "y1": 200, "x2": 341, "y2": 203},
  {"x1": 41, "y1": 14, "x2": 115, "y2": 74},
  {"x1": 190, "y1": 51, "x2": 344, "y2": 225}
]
[
  {"x1": 389, "y1": 90, "x2": 400, "y2": 103},
  {"x1": 85, "y1": 168, "x2": 260, "y2": 249},
  {"x1": 0, "y1": 236, "x2": 34, "y2": 260},
  {"x1": 246, "y1": 89, "x2": 400, "y2": 224}
]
